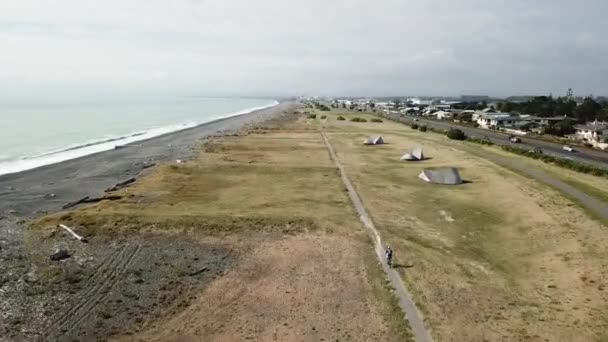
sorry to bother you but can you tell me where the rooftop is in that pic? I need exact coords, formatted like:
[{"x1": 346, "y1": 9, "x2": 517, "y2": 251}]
[{"x1": 574, "y1": 124, "x2": 608, "y2": 132}]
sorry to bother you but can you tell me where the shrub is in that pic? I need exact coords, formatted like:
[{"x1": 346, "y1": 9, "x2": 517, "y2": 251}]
[
  {"x1": 467, "y1": 137, "x2": 494, "y2": 146},
  {"x1": 500, "y1": 145, "x2": 608, "y2": 178},
  {"x1": 337, "y1": 116, "x2": 346, "y2": 121},
  {"x1": 350, "y1": 117, "x2": 367, "y2": 122},
  {"x1": 370, "y1": 118, "x2": 383, "y2": 123},
  {"x1": 320, "y1": 115, "x2": 327, "y2": 119},
  {"x1": 446, "y1": 128, "x2": 466, "y2": 140},
  {"x1": 307, "y1": 114, "x2": 317, "y2": 119},
  {"x1": 419, "y1": 125, "x2": 428, "y2": 132},
  {"x1": 411, "y1": 123, "x2": 419, "y2": 130}
]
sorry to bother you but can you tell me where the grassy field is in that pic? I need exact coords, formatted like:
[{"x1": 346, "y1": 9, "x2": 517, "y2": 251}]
[
  {"x1": 36, "y1": 109, "x2": 411, "y2": 341},
  {"x1": 34, "y1": 106, "x2": 608, "y2": 341},
  {"x1": 305, "y1": 108, "x2": 608, "y2": 341}
]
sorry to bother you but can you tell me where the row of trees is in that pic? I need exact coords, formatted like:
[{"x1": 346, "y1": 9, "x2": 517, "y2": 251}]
[{"x1": 497, "y1": 96, "x2": 608, "y2": 123}]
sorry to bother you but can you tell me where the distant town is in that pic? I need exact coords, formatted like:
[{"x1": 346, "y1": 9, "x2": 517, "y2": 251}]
[{"x1": 304, "y1": 91, "x2": 608, "y2": 150}]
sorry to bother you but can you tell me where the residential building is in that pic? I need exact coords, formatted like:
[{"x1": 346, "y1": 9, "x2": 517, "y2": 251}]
[
  {"x1": 435, "y1": 111, "x2": 453, "y2": 120},
  {"x1": 573, "y1": 123, "x2": 608, "y2": 143},
  {"x1": 476, "y1": 113, "x2": 520, "y2": 129}
]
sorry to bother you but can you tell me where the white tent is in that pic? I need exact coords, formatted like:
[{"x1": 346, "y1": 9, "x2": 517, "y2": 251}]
[
  {"x1": 363, "y1": 136, "x2": 384, "y2": 145},
  {"x1": 418, "y1": 167, "x2": 463, "y2": 185},
  {"x1": 401, "y1": 145, "x2": 424, "y2": 161}
]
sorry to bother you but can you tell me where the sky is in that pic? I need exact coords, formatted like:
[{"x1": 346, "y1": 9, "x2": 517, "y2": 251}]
[{"x1": 0, "y1": 0, "x2": 607, "y2": 98}]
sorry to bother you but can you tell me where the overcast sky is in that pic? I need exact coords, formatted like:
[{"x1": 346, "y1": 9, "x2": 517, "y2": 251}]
[{"x1": 0, "y1": 0, "x2": 606, "y2": 98}]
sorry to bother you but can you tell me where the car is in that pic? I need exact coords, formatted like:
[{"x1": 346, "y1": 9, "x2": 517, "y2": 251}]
[
  {"x1": 562, "y1": 145, "x2": 574, "y2": 152},
  {"x1": 509, "y1": 136, "x2": 521, "y2": 143}
]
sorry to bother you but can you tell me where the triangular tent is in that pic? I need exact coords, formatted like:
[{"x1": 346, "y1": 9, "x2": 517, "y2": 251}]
[
  {"x1": 418, "y1": 167, "x2": 463, "y2": 185},
  {"x1": 401, "y1": 145, "x2": 424, "y2": 161},
  {"x1": 363, "y1": 136, "x2": 384, "y2": 145}
]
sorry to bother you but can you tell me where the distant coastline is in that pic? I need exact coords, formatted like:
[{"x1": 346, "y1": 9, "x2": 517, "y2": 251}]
[{"x1": 0, "y1": 99, "x2": 278, "y2": 177}]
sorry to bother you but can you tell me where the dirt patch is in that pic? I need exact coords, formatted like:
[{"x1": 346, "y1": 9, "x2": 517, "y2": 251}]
[
  {"x1": 3, "y1": 232, "x2": 232, "y2": 341},
  {"x1": 115, "y1": 235, "x2": 398, "y2": 342}
]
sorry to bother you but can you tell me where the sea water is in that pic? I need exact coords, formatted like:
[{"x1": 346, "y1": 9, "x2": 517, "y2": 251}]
[{"x1": 0, "y1": 96, "x2": 277, "y2": 176}]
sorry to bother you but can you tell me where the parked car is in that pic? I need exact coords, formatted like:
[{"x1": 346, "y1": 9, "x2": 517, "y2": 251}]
[
  {"x1": 509, "y1": 136, "x2": 521, "y2": 143},
  {"x1": 562, "y1": 145, "x2": 574, "y2": 152}
]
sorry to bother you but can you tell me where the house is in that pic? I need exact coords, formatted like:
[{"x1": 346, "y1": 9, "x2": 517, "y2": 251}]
[
  {"x1": 519, "y1": 115, "x2": 569, "y2": 126},
  {"x1": 573, "y1": 123, "x2": 608, "y2": 143},
  {"x1": 435, "y1": 111, "x2": 454, "y2": 120},
  {"x1": 429, "y1": 104, "x2": 452, "y2": 111},
  {"x1": 476, "y1": 113, "x2": 521, "y2": 129}
]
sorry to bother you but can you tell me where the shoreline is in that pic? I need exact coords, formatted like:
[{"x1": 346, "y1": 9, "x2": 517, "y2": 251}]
[
  {"x1": 0, "y1": 101, "x2": 286, "y2": 185},
  {"x1": 0, "y1": 100, "x2": 280, "y2": 178},
  {"x1": 0, "y1": 101, "x2": 293, "y2": 340},
  {"x1": 0, "y1": 101, "x2": 292, "y2": 237}
]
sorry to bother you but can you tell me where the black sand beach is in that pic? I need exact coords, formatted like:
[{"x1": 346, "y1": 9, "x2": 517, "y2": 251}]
[{"x1": 0, "y1": 101, "x2": 290, "y2": 340}]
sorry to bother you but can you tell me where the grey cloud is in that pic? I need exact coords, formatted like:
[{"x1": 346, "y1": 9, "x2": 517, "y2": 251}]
[{"x1": 0, "y1": 0, "x2": 606, "y2": 98}]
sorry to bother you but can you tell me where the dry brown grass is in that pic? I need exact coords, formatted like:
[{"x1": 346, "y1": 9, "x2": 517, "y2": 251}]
[
  {"x1": 34, "y1": 106, "x2": 608, "y2": 341},
  {"x1": 325, "y1": 127, "x2": 608, "y2": 341},
  {"x1": 34, "y1": 109, "x2": 409, "y2": 341},
  {"x1": 37, "y1": 131, "x2": 357, "y2": 238}
]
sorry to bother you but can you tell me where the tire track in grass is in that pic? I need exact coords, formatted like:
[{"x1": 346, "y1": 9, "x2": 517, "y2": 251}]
[
  {"x1": 321, "y1": 132, "x2": 433, "y2": 342},
  {"x1": 49, "y1": 243, "x2": 141, "y2": 337}
]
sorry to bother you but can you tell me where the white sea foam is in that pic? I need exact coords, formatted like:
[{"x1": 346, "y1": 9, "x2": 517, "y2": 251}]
[{"x1": 0, "y1": 100, "x2": 278, "y2": 176}]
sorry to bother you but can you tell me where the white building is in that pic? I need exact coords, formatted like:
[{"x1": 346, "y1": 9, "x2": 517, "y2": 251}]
[
  {"x1": 573, "y1": 123, "x2": 608, "y2": 143},
  {"x1": 476, "y1": 113, "x2": 520, "y2": 129},
  {"x1": 435, "y1": 111, "x2": 454, "y2": 120}
]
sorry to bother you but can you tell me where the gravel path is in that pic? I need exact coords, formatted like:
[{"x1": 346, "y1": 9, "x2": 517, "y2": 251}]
[{"x1": 321, "y1": 132, "x2": 433, "y2": 342}]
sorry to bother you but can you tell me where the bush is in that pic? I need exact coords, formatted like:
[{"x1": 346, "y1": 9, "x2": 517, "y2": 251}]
[
  {"x1": 320, "y1": 115, "x2": 327, "y2": 119},
  {"x1": 500, "y1": 145, "x2": 608, "y2": 178},
  {"x1": 337, "y1": 116, "x2": 346, "y2": 121},
  {"x1": 370, "y1": 118, "x2": 383, "y2": 123},
  {"x1": 467, "y1": 137, "x2": 494, "y2": 146},
  {"x1": 411, "y1": 123, "x2": 419, "y2": 130},
  {"x1": 446, "y1": 128, "x2": 466, "y2": 140},
  {"x1": 419, "y1": 125, "x2": 427, "y2": 132},
  {"x1": 307, "y1": 114, "x2": 317, "y2": 119},
  {"x1": 350, "y1": 117, "x2": 367, "y2": 122}
]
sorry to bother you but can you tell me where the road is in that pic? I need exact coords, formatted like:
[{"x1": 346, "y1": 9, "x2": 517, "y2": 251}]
[{"x1": 383, "y1": 113, "x2": 608, "y2": 169}]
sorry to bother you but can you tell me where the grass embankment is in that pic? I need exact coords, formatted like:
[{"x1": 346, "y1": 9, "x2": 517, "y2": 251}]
[{"x1": 305, "y1": 108, "x2": 608, "y2": 341}]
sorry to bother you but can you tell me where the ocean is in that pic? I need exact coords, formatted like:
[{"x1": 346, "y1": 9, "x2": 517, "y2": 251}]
[{"x1": 0, "y1": 96, "x2": 278, "y2": 176}]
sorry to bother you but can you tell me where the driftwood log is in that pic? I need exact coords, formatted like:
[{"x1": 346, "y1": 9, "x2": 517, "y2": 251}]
[
  {"x1": 104, "y1": 178, "x2": 136, "y2": 192},
  {"x1": 59, "y1": 224, "x2": 88, "y2": 243},
  {"x1": 62, "y1": 196, "x2": 90, "y2": 209},
  {"x1": 62, "y1": 195, "x2": 122, "y2": 209}
]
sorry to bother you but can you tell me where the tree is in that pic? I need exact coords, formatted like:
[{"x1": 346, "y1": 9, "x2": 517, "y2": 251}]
[
  {"x1": 456, "y1": 112, "x2": 473, "y2": 122},
  {"x1": 499, "y1": 101, "x2": 515, "y2": 113},
  {"x1": 545, "y1": 118, "x2": 576, "y2": 136},
  {"x1": 574, "y1": 97, "x2": 602, "y2": 122},
  {"x1": 393, "y1": 100, "x2": 401, "y2": 110},
  {"x1": 566, "y1": 88, "x2": 574, "y2": 99}
]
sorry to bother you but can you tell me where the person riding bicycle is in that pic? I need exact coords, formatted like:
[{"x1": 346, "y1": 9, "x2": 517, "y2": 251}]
[{"x1": 385, "y1": 246, "x2": 393, "y2": 268}]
